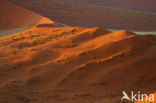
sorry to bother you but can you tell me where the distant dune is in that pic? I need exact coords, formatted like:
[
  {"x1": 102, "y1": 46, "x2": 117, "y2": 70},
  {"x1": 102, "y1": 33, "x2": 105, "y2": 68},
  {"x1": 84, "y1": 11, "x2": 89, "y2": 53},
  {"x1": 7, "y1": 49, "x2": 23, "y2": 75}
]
[
  {"x1": 0, "y1": 0, "x2": 41, "y2": 30},
  {"x1": 0, "y1": 0, "x2": 62, "y2": 36},
  {"x1": 0, "y1": 22, "x2": 156, "y2": 103},
  {"x1": 8, "y1": 0, "x2": 156, "y2": 31}
]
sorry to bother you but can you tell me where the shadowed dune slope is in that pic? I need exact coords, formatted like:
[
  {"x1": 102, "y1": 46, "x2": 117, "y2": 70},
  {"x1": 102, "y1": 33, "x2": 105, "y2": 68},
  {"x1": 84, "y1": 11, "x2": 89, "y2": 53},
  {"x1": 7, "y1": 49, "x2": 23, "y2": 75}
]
[
  {"x1": 0, "y1": 25, "x2": 156, "y2": 103},
  {"x1": 8, "y1": 0, "x2": 156, "y2": 31},
  {"x1": 0, "y1": 0, "x2": 41, "y2": 30},
  {"x1": 58, "y1": 0, "x2": 156, "y2": 12},
  {"x1": 0, "y1": 16, "x2": 60, "y2": 37}
]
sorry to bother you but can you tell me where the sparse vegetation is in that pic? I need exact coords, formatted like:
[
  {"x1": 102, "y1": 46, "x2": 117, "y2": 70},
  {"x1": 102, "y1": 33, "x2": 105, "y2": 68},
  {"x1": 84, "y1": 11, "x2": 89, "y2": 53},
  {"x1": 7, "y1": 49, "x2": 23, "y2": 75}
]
[
  {"x1": 60, "y1": 78, "x2": 67, "y2": 84},
  {"x1": 152, "y1": 42, "x2": 156, "y2": 45},
  {"x1": 53, "y1": 93, "x2": 59, "y2": 97},
  {"x1": 126, "y1": 51, "x2": 132, "y2": 56},
  {"x1": 107, "y1": 70, "x2": 112, "y2": 75},
  {"x1": 64, "y1": 43, "x2": 76, "y2": 48},
  {"x1": 99, "y1": 82, "x2": 105, "y2": 85},
  {"x1": 105, "y1": 93, "x2": 115, "y2": 97},
  {"x1": 78, "y1": 51, "x2": 86, "y2": 55},
  {"x1": 0, "y1": 20, "x2": 10, "y2": 28},
  {"x1": 62, "y1": 61, "x2": 70, "y2": 65},
  {"x1": 120, "y1": 59, "x2": 124, "y2": 63},
  {"x1": 5, "y1": 21, "x2": 10, "y2": 28},
  {"x1": 11, "y1": 66, "x2": 17, "y2": 69},
  {"x1": 97, "y1": 60, "x2": 104, "y2": 63},
  {"x1": 12, "y1": 38, "x2": 20, "y2": 41},
  {"x1": 91, "y1": 55, "x2": 96, "y2": 59},
  {"x1": 18, "y1": 96, "x2": 31, "y2": 102},
  {"x1": 70, "y1": 29, "x2": 76, "y2": 33},
  {"x1": 77, "y1": 75, "x2": 82, "y2": 79},
  {"x1": 32, "y1": 40, "x2": 45, "y2": 45},
  {"x1": 30, "y1": 67, "x2": 37, "y2": 73},
  {"x1": 5, "y1": 64, "x2": 9, "y2": 67},
  {"x1": 11, "y1": 79, "x2": 21, "y2": 84},
  {"x1": 0, "y1": 19, "x2": 2, "y2": 27},
  {"x1": 10, "y1": 49, "x2": 17, "y2": 55},
  {"x1": 75, "y1": 93, "x2": 90, "y2": 97}
]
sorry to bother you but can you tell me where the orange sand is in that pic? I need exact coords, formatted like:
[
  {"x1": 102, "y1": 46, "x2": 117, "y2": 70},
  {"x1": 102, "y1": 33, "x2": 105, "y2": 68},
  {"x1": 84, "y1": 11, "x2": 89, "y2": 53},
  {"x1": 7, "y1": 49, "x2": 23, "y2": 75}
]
[
  {"x1": 0, "y1": 24, "x2": 156, "y2": 103},
  {"x1": 0, "y1": 1, "x2": 156, "y2": 103}
]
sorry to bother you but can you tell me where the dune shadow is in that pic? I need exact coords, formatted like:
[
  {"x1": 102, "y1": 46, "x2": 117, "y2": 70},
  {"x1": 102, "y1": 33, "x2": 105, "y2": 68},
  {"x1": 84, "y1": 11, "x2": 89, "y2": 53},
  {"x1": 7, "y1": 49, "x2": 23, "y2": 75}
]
[{"x1": 36, "y1": 23, "x2": 60, "y2": 28}]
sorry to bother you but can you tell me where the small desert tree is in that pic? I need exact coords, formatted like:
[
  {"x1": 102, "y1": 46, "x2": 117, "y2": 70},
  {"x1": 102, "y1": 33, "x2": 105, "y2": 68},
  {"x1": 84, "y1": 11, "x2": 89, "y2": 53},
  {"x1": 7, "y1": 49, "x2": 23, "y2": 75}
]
[
  {"x1": 4, "y1": 21, "x2": 10, "y2": 28},
  {"x1": 0, "y1": 19, "x2": 2, "y2": 27}
]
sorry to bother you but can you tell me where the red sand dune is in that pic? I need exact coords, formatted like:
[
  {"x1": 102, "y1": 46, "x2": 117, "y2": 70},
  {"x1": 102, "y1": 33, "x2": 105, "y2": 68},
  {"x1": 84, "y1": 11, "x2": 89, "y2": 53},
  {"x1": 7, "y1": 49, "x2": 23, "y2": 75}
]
[
  {"x1": 0, "y1": 1, "x2": 156, "y2": 103},
  {"x1": 0, "y1": 23, "x2": 156, "y2": 103},
  {"x1": 0, "y1": 0, "x2": 41, "y2": 30}
]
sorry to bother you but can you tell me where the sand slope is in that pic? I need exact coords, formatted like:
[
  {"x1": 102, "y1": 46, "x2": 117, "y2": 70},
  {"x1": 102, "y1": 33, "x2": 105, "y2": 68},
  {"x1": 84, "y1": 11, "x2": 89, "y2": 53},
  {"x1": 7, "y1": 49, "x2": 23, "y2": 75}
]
[
  {"x1": 0, "y1": 0, "x2": 62, "y2": 36},
  {"x1": 0, "y1": 24, "x2": 156, "y2": 103},
  {"x1": 0, "y1": 0, "x2": 41, "y2": 30},
  {"x1": 0, "y1": 17, "x2": 61, "y2": 37}
]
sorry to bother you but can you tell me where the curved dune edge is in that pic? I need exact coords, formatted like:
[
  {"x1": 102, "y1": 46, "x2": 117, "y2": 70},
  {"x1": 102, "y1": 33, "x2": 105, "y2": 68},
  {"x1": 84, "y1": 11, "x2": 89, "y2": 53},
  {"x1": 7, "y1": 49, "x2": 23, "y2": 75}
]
[
  {"x1": 0, "y1": 24, "x2": 156, "y2": 102},
  {"x1": 0, "y1": 0, "x2": 41, "y2": 30},
  {"x1": 0, "y1": 0, "x2": 61, "y2": 37}
]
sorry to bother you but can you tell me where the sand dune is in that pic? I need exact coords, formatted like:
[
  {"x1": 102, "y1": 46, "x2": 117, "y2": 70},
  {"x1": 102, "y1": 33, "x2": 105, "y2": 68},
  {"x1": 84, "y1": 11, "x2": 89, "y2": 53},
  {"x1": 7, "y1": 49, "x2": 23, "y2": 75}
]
[
  {"x1": 0, "y1": 1, "x2": 156, "y2": 103},
  {"x1": 0, "y1": 0, "x2": 41, "y2": 30},
  {"x1": 0, "y1": 0, "x2": 62, "y2": 36},
  {"x1": 0, "y1": 23, "x2": 156, "y2": 103},
  {"x1": 0, "y1": 17, "x2": 61, "y2": 37},
  {"x1": 8, "y1": 0, "x2": 156, "y2": 31}
]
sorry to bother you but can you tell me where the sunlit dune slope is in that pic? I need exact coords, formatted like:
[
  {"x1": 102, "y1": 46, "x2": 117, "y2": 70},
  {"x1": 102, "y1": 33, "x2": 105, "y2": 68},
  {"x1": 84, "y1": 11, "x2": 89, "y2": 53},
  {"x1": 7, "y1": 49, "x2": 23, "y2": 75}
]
[
  {"x1": 35, "y1": 17, "x2": 61, "y2": 28},
  {"x1": 0, "y1": 25, "x2": 156, "y2": 103},
  {"x1": 0, "y1": 0, "x2": 41, "y2": 30}
]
